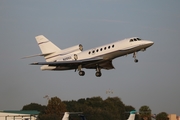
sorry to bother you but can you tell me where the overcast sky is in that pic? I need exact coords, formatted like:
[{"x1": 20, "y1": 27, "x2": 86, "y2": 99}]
[{"x1": 0, "y1": 0, "x2": 180, "y2": 116}]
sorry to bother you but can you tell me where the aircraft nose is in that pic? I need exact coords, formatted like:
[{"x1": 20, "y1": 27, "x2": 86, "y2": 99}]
[{"x1": 146, "y1": 40, "x2": 154, "y2": 47}]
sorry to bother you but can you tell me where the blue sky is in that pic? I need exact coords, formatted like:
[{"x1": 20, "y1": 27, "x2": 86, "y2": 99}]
[{"x1": 0, "y1": 0, "x2": 180, "y2": 115}]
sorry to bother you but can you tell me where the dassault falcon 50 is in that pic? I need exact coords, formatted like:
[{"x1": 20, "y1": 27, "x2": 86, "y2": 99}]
[{"x1": 23, "y1": 35, "x2": 153, "y2": 77}]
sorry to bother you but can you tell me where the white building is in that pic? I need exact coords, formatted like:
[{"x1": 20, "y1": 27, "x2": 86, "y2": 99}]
[
  {"x1": 168, "y1": 114, "x2": 180, "y2": 120},
  {"x1": 0, "y1": 111, "x2": 39, "y2": 120}
]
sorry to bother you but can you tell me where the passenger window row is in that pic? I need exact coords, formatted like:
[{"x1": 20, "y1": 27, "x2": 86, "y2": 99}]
[{"x1": 88, "y1": 44, "x2": 115, "y2": 55}]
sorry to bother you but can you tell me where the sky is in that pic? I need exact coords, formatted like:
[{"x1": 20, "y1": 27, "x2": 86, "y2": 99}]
[{"x1": 0, "y1": 0, "x2": 180, "y2": 116}]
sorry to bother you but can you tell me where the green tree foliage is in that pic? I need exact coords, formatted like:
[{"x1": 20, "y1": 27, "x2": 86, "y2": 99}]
[
  {"x1": 64, "y1": 96, "x2": 126, "y2": 120},
  {"x1": 156, "y1": 112, "x2": 169, "y2": 120},
  {"x1": 22, "y1": 103, "x2": 46, "y2": 112},
  {"x1": 23, "y1": 96, "x2": 158, "y2": 120},
  {"x1": 38, "y1": 96, "x2": 67, "y2": 120},
  {"x1": 139, "y1": 105, "x2": 152, "y2": 120}
]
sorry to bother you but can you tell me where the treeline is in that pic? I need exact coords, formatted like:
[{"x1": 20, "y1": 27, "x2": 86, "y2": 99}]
[{"x1": 22, "y1": 96, "x2": 169, "y2": 120}]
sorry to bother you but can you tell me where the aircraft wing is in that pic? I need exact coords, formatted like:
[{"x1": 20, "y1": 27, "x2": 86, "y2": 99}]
[{"x1": 30, "y1": 57, "x2": 104, "y2": 66}]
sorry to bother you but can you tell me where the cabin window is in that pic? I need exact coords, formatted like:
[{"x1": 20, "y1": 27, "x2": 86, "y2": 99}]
[
  {"x1": 130, "y1": 39, "x2": 133, "y2": 42},
  {"x1": 108, "y1": 46, "x2": 110, "y2": 49},
  {"x1": 92, "y1": 50, "x2": 95, "y2": 53},
  {"x1": 88, "y1": 51, "x2": 91, "y2": 54},
  {"x1": 96, "y1": 49, "x2": 99, "y2": 52},
  {"x1": 100, "y1": 48, "x2": 103, "y2": 51},
  {"x1": 104, "y1": 47, "x2": 106, "y2": 50},
  {"x1": 112, "y1": 45, "x2": 114, "y2": 48}
]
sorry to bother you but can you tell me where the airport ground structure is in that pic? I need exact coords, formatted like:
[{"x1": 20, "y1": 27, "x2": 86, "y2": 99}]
[
  {"x1": 0, "y1": 111, "x2": 39, "y2": 120},
  {"x1": 0, "y1": 110, "x2": 179, "y2": 120},
  {"x1": 168, "y1": 114, "x2": 180, "y2": 120}
]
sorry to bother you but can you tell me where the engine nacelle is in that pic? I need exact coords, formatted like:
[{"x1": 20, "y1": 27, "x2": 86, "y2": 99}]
[
  {"x1": 45, "y1": 44, "x2": 83, "y2": 62},
  {"x1": 60, "y1": 44, "x2": 83, "y2": 55}
]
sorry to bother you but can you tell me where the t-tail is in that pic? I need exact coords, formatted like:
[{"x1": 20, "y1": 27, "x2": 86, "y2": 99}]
[
  {"x1": 62, "y1": 112, "x2": 70, "y2": 120},
  {"x1": 35, "y1": 35, "x2": 61, "y2": 54},
  {"x1": 35, "y1": 35, "x2": 61, "y2": 61},
  {"x1": 22, "y1": 35, "x2": 61, "y2": 62},
  {"x1": 127, "y1": 111, "x2": 136, "y2": 120}
]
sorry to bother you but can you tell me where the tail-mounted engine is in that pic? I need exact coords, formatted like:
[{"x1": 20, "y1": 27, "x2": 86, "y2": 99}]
[{"x1": 61, "y1": 44, "x2": 83, "y2": 55}]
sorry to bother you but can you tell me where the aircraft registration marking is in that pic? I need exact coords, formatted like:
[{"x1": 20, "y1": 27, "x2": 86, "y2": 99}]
[{"x1": 63, "y1": 56, "x2": 72, "y2": 61}]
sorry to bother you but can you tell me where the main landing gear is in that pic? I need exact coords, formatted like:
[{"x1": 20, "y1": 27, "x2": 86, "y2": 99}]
[
  {"x1": 133, "y1": 52, "x2": 138, "y2": 63},
  {"x1": 95, "y1": 66, "x2": 102, "y2": 77},
  {"x1": 77, "y1": 65, "x2": 102, "y2": 77},
  {"x1": 77, "y1": 65, "x2": 85, "y2": 76},
  {"x1": 79, "y1": 70, "x2": 85, "y2": 76},
  {"x1": 78, "y1": 70, "x2": 102, "y2": 77}
]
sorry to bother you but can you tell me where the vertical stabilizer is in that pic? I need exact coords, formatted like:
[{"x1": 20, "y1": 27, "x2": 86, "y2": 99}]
[
  {"x1": 127, "y1": 111, "x2": 136, "y2": 120},
  {"x1": 35, "y1": 35, "x2": 61, "y2": 54},
  {"x1": 62, "y1": 112, "x2": 69, "y2": 120}
]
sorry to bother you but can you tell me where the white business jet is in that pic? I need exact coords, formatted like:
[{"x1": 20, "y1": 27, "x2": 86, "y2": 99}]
[{"x1": 24, "y1": 35, "x2": 153, "y2": 77}]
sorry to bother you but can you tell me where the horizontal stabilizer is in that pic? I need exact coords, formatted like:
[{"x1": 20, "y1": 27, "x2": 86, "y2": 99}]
[{"x1": 22, "y1": 52, "x2": 54, "y2": 59}]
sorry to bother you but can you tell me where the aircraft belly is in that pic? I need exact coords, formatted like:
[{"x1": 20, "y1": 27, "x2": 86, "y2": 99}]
[
  {"x1": 85, "y1": 60, "x2": 114, "y2": 70},
  {"x1": 99, "y1": 61, "x2": 115, "y2": 70},
  {"x1": 54, "y1": 66, "x2": 75, "y2": 70},
  {"x1": 41, "y1": 65, "x2": 74, "y2": 71}
]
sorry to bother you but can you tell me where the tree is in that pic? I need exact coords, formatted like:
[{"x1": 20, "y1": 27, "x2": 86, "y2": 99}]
[
  {"x1": 103, "y1": 97, "x2": 125, "y2": 120},
  {"x1": 44, "y1": 97, "x2": 67, "y2": 119},
  {"x1": 156, "y1": 112, "x2": 169, "y2": 120},
  {"x1": 22, "y1": 103, "x2": 46, "y2": 112},
  {"x1": 64, "y1": 96, "x2": 125, "y2": 120},
  {"x1": 37, "y1": 96, "x2": 67, "y2": 120},
  {"x1": 139, "y1": 105, "x2": 151, "y2": 120}
]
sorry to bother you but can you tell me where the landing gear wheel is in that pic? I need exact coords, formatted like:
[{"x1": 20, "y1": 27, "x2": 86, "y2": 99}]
[
  {"x1": 134, "y1": 59, "x2": 138, "y2": 63},
  {"x1": 95, "y1": 72, "x2": 102, "y2": 77},
  {"x1": 79, "y1": 71, "x2": 85, "y2": 76}
]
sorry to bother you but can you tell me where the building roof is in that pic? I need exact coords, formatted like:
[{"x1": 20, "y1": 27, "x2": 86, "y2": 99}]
[{"x1": 0, "y1": 110, "x2": 40, "y2": 115}]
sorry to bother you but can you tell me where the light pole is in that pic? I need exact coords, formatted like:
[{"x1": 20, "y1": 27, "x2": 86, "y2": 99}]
[
  {"x1": 43, "y1": 95, "x2": 50, "y2": 105},
  {"x1": 106, "y1": 89, "x2": 113, "y2": 97}
]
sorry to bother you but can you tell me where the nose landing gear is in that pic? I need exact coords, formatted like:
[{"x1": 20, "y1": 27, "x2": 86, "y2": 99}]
[{"x1": 133, "y1": 52, "x2": 138, "y2": 63}]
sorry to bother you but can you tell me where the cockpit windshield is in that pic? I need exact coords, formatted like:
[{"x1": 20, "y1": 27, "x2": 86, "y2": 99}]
[{"x1": 129, "y1": 38, "x2": 141, "y2": 42}]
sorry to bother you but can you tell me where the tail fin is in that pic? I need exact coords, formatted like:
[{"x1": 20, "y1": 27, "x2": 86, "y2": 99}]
[
  {"x1": 62, "y1": 112, "x2": 69, "y2": 120},
  {"x1": 127, "y1": 111, "x2": 136, "y2": 120},
  {"x1": 35, "y1": 35, "x2": 61, "y2": 54}
]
